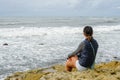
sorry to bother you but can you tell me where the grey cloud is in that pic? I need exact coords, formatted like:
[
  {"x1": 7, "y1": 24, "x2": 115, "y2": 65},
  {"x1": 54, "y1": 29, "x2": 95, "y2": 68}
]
[{"x1": 0, "y1": 0, "x2": 120, "y2": 16}]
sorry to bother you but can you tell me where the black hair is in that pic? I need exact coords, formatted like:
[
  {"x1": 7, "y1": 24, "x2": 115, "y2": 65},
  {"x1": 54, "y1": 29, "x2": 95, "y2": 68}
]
[
  {"x1": 83, "y1": 26, "x2": 93, "y2": 41},
  {"x1": 83, "y1": 26, "x2": 93, "y2": 36}
]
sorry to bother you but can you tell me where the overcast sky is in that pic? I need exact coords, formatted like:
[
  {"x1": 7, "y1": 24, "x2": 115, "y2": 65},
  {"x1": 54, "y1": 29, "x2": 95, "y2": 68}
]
[{"x1": 0, "y1": 0, "x2": 120, "y2": 16}]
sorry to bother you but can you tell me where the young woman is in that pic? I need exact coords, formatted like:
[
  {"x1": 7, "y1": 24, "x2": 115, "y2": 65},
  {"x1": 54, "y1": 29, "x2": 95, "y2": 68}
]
[{"x1": 65, "y1": 26, "x2": 98, "y2": 71}]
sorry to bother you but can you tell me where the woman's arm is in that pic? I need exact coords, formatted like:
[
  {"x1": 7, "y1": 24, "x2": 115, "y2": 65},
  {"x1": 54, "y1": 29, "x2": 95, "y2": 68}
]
[{"x1": 68, "y1": 41, "x2": 85, "y2": 58}]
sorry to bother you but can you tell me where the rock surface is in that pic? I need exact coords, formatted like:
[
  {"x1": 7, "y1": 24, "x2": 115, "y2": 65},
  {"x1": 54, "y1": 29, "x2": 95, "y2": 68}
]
[{"x1": 5, "y1": 61, "x2": 120, "y2": 80}]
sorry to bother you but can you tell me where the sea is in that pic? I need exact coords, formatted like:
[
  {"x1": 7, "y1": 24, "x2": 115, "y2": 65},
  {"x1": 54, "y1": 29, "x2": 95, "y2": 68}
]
[{"x1": 0, "y1": 16, "x2": 120, "y2": 80}]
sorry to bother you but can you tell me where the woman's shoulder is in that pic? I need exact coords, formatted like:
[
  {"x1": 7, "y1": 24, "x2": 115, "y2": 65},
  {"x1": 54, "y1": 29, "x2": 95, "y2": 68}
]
[
  {"x1": 92, "y1": 38, "x2": 99, "y2": 47},
  {"x1": 92, "y1": 38, "x2": 98, "y2": 43}
]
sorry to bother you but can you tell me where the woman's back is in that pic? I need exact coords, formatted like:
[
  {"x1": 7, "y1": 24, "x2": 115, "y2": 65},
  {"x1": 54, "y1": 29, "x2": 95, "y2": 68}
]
[{"x1": 79, "y1": 38, "x2": 98, "y2": 68}]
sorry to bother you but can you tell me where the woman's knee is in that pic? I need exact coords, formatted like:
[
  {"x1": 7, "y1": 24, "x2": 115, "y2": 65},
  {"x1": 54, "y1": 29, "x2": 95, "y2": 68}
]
[
  {"x1": 65, "y1": 59, "x2": 72, "y2": 67},
  {"x1": 66, "y1": 56, "x2": 78, "y2": 68},
  {"x1": 71, "y1": 56, "x2": 78, "y2": 63}
]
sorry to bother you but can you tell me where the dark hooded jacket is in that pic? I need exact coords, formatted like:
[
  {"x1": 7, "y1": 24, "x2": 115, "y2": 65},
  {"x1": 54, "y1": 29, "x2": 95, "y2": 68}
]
[{"x1": 68, "y1": 37, "x2": 98, "y2": 68}]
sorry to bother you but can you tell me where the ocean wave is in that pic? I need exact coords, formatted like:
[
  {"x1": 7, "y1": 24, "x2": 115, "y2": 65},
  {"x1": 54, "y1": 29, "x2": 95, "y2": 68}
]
[
  {"x1": 0, "y1": 27, "x2": 81, "y2": 37},
  {"x1": 0, "y1": 25, "x2": 120, "y2": 37},
  {"x1": 94, "y1": 25, "x2": 120, "y2": 32}
]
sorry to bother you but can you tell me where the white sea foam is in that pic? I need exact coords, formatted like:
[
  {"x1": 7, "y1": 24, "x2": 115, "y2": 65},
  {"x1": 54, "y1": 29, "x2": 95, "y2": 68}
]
[
  {"x1": 94, "y1": 25, "x2": 120, "y2": 32},
  {"x1": 0, "y1": 27, "x2": 82, "y2": 37},
  {"x1": 0, "y1": 25, "x2": 120, "y2": 38}
]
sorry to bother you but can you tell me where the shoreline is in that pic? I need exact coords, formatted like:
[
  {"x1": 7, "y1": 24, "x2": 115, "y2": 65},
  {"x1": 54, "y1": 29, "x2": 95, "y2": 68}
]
[{"x1": 5, "y1": 61, "x2": 120, "y2": 80}]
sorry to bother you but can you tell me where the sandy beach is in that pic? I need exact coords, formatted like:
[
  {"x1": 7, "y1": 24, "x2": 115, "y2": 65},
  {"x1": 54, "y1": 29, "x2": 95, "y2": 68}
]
[{"x1": 5, "y1": 61, "x2": 120, "y2": 80}]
